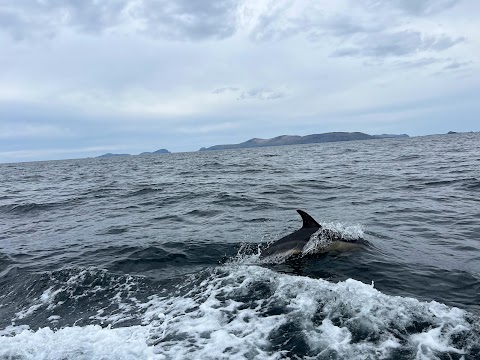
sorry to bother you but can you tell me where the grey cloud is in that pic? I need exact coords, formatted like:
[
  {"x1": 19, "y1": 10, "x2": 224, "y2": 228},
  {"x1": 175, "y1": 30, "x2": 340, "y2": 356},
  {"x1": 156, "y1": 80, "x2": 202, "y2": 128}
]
[
  {"x1": 238, "y1": 88, "x2": 286, "y2": 101},
  {"x1": 137, "y1": 0, "x2": 241, "y2": 40},
  {"x1": 248, "y1": 2, "x2": 302, "y2": 42},
  {"x1": 0, "y1": 9, "x2": 29, "y2": 41},
  {"x1": 386, "y1": 0, "x2": 459, "y2": 16},
  {"x1": 430, "y1": 60, "x2": 473, "y2": 77},
  {"x1": 248, "y1": 5, "x2": 376, "y2": 42},
  {"x1": 211, "y1": 86, "x2": 286, "y2": 100},
  {"x1": 321, "y1": 15, "x2": 385, "y2": 37},
  {"x1": 0, "y1": 0, "x2": 465, "y2": 46},
  {"x1": 59, "y1": 0, "x2": 127, "y2": 34},
  {"x1": 390, "y1": 57, "x2": 444, "y2": 68},
  {"x1": 443, "y1": 61, "x2": 472, "y2": 70},
  {"x1": 361, "y1": 0, "x2": 459, "y2": 16},
  {"x1": 0, "y1": 0, "x2": 128, "y2": 39},
  {"x1": 0, "y1": 6, "x2": 59, "y2": 40},
  {"x1": 332, "y1": 31, "x2": 464, "y2": 58},
  {"x1": 0, "y1": 0, "x2": 240, "y2": 41},
  {"x1": 304, "y1": 10, "x2": 397, "y2": 43},
  {"x1": 248, "y1": 2, "x2": 397, "y2": 43},
  {"x1": 248, "y1": 0, "x2": 464, "y2": 50},
  {"x1": 429, "y1": 34, "x2": 465, "y2": 51},
  {"x1": 211, "y1": 87, "x2": 239, "y2": 94},
  {"x1": 365, "y1": 57, "x2": 472, "y2": 73}
]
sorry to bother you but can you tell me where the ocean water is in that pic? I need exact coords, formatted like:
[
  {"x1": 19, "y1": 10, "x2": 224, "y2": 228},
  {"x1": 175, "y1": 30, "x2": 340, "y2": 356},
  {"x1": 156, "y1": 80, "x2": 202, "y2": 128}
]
[{"x1": 0, "y1": 133, "x2": 479, "y2": 360}]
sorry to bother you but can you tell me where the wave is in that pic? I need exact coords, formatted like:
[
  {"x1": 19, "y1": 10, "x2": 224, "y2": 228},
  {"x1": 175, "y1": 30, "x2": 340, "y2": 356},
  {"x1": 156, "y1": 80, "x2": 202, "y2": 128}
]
[
  {"x1": 4, "y1": 268, "x2": 155, "y2": 330},
  {"x1": 462, "y1": 178, "x2": 480, "y2": 190},
  {"x1": 401, "y1": 177, "x2": 480, "y2": 192},
  {"x1": 125, "y1": 187, "x2": 164, "y2": 197},
  {"x1": 0, "y1": 202, "x2": 59, "y2": 214},
  {"x1": 395, "y1": 154, "x2": 423, "y2": 161},
  {"x1": 0, "y1": 196, "x2": 87, "y2": 215},
  {"x1": 109, "y1": 246, "x2": 189, "y2": 273},
  {"x1": 424, "y1": 179, "x2": 460, "y2": 187},
  {"x1": 0, "y1": 266, "x2": 478, "y2": 359}
]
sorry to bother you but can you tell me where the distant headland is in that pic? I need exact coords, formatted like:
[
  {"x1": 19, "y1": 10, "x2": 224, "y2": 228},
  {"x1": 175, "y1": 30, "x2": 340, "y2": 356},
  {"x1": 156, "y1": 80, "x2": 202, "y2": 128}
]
[
  {"x1": 199, "y1": 132, "x2": 409, "y2": 151},
  {"x1": 97, "y1": 149, "x2": 170, "y2": 158}
]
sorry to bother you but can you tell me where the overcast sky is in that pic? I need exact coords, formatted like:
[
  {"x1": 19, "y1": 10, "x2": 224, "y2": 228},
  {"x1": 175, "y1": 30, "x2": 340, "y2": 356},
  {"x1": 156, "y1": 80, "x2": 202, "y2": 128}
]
[{"x1": 0, "y1": 0, "x2": 479, "y2": 163}]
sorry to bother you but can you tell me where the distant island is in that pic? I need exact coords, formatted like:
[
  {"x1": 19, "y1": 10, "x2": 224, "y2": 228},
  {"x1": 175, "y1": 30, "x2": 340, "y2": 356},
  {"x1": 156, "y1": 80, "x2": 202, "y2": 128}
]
[
  {"x1": 97, "y1": 149, "x2": 170, "y2": 158},
  {"x1": 97, "y1": 153, "x2": 131, "y2": 158},
  {"x1": 199, "y1": 132, "x2": 409, "y2": 151},
  {"x1": 139, "y1": 149, "x2": 170, "y2": 155}
]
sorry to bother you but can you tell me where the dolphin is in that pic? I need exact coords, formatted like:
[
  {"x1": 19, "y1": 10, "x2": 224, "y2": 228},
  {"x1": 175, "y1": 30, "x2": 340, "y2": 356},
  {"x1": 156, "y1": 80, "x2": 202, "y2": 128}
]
[{"x1": 260, "y1": 210, "x2": 363, "y2": 259}]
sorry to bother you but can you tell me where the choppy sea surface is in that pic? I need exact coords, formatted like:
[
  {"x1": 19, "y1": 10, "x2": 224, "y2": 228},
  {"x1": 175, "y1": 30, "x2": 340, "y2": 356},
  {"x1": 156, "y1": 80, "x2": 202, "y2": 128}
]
[{"x1": 1, "y1": 133, "x2": 479, "y2": 359}]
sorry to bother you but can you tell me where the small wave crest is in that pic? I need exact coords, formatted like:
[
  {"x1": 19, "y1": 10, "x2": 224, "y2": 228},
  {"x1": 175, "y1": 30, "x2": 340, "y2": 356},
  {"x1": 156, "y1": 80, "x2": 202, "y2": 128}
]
[
  {"x1": 395, "y1": 154, "x2": 423, "y2": 161},
  {"x1": 0, "y1": 196, "x2": 84, "y2": 214},
  {"x1": 125, "y1": 187, "x2": 163, "y2": 197},
  {"x1": 0, "y1": 202, "x2": 57, "y2": 214},
  {"x1": 463, "y1": 178, "x2": 480, "y2": 190}
]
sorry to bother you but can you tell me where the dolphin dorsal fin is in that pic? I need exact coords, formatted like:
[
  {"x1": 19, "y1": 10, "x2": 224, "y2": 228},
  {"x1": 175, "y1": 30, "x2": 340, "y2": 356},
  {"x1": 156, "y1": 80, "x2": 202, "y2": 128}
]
[{"x1": 297, "y1": 209, "x2": 321, "y2": 228}]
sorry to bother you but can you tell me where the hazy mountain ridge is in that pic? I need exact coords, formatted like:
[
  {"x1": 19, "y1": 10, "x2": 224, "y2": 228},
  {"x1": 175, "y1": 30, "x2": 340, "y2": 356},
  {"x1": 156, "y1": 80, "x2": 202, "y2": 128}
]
[
  {"x1": 139, "y1": 149, "x2": 171, "y2": 155},
  {"x1": 199, "y1": 132, "x2": 409, "y2": 151},
  {"x1": 97, "y1": 149, "x2": 170, "y2": 158}
]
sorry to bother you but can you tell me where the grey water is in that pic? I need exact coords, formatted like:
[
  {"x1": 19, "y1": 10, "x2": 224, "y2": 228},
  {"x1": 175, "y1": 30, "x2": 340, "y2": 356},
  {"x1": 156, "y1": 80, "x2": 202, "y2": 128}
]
[{"x1": 0, "y1": 133, "x2": 479, "y2": 359}]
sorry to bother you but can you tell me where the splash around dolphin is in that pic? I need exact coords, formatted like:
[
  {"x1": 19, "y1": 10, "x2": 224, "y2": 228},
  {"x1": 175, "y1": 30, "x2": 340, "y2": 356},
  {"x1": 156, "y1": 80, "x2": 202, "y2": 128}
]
[{"x1": 259, "y1": 210, "x2": 365, "y2": 259}]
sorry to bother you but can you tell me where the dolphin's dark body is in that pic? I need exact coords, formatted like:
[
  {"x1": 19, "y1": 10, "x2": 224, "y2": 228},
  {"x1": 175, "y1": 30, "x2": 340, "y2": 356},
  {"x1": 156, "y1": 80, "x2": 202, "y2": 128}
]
[{"x1": 260, "y1": 210, "x2": 363, "y2": 258}]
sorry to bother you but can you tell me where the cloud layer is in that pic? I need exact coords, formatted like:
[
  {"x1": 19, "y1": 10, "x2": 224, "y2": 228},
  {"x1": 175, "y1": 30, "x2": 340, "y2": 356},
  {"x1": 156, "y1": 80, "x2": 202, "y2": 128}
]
[{"x1": 0, "y1": 0, "x2": 478, "y2": 162}]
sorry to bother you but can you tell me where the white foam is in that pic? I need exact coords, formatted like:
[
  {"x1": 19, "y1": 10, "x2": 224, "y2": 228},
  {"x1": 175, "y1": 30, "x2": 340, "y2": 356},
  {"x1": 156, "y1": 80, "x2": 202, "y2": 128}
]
[
  {"x1": 319, "y1": 221, "x2": 365, "y2": 240},
  {"x1": 303, "y1": 222, "x2": 365, "y2": 255},
  {"x1": 0, "y1": 325, "x2": 155, "y2": 360},
  {"x1": 14, "y1": 286, "x2": 64, "y2": 320},
  {"x1": 411, "y1": 325, "x2": 466, "y2": 359},
  {"x1": 141, "y1": 266, "x2": 477, "y2": 359},
  {"x1": 1, "y1": 265, "x2": 478, "y2": 359}
]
